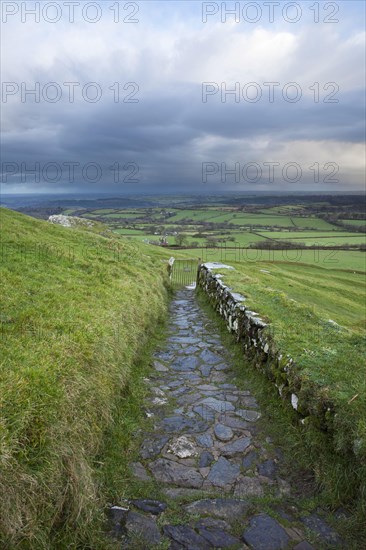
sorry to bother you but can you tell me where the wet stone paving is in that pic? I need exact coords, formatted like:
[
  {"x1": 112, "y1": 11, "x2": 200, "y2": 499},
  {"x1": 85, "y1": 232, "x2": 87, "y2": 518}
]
[{"x1": 109, "y1": 288, "x2": 343, "y2": 549}]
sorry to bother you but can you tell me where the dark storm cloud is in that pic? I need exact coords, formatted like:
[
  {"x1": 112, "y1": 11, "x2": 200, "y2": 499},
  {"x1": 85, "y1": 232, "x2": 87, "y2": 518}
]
[
  {"x1": 1, "y1": 3, "x2": 365, "y2": 194},
  {"x1": 2, "y1": 85, "x2": 364, "y2": 188}
]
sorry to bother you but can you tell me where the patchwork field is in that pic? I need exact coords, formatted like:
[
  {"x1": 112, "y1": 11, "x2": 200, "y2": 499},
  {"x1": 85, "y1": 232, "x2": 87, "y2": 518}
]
[{"x1": 63, "y1": 201, "x2": 365, "y2": 257}]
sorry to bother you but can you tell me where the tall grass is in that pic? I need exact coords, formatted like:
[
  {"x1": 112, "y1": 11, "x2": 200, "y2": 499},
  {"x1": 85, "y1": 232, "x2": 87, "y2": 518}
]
[{"x1": 0, "y1": 208, "x2": 170, "y2": 547}]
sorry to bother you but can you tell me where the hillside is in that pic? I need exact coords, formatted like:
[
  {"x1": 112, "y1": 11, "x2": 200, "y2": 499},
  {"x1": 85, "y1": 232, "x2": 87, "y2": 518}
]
[{"x1": 0, "y1": 208, "x2": 170, "y2": 547}]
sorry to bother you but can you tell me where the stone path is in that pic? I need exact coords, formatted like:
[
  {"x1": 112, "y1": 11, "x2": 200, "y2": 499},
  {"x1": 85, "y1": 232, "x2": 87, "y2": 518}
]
[{"x1": 109, "y1": 288, "x2": 343, "y2": 549}]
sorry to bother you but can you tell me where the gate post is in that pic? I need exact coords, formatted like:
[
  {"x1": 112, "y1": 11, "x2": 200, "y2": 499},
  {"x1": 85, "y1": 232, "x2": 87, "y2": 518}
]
[{"x1": 196, "y1": 258, "x2": 202, "y2": 289}]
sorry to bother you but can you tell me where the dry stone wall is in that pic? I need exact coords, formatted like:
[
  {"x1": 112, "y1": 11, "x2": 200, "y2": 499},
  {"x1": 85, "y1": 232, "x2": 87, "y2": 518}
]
[{"x1": 196, "y1": 262, "x2": 336, "y2": 433}]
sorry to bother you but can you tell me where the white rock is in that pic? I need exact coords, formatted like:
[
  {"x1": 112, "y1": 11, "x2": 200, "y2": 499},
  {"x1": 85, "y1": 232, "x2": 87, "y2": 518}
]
[
  {"x1": 152, "y1": 397, "x2": 168, "y2": 406},
  {"x1": 291, "y1": 394, "x2": 299, "y2": 410},
  {"x1": 167, "y1": 436, "x2": 198, "y2": 458},
  {"x1": 48, "y1": 214, "x2": 72, "y2": 227},
  {"x1": 231, "y1": 292, "x2": 246, "y2": 302},
  {"x1": 48, "y1": 214, "x2": 95, "y2": 228},
  {"x1": 204, "y1": 262, "x2": 235, "y2": 270}
]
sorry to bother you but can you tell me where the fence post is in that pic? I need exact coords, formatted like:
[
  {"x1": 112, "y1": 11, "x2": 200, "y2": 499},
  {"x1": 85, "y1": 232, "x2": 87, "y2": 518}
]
[{"x1": 196, "y1": 259, "x2": 202, "y2": 290}]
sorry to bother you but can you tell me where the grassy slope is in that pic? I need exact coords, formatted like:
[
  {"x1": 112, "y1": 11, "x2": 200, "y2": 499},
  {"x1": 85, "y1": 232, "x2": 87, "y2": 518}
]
[
  {"x1": 210, "y1": 260, "x2": 366, "y2": 503},
  {"x1": 0, "y1": 208, "x2": 170, "y2": 547}
]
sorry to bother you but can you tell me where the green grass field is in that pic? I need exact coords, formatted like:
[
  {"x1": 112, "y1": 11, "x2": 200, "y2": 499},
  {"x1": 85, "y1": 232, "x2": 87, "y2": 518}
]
[
  {"x1": 256, "y1": 230, "x2": 366, "y2": 247},
  {"x1": 179, "y1": 246, "x2": 366, "y2": 272},
  {"x1": 340, "y1": 219, "x2": 366, "y2": 227},
  {"x1": 0, "y1": 208, "x2": 170, "y2": 548},
  {"x1": 112, "y1": 228, "x2": 147, "y2": 235},
  {"x1": 290, "y1": 217, "x2": 337, "y2": 230},
  {"x1": 103, "y1": 212, "x2": 147, "y2": 219}
]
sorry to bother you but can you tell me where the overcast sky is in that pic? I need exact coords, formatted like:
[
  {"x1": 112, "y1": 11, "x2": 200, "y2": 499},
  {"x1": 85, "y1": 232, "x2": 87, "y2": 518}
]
[{"x1": 1, "y1": 0, "x2": 365, "y2": 195}]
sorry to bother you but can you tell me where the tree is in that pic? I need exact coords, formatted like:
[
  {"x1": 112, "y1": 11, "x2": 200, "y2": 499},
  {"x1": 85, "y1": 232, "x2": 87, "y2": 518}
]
[
  {"x1": 175, "y1": 233, "x2": 188, "y2": 246},
  {"x1": 206, "y1": 237, "x2": 218, "y2": 247}
]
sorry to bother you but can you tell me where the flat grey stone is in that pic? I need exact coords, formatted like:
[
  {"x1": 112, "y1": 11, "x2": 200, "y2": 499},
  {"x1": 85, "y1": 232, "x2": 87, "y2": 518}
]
[
  {"x1": 155, "y1": 351, "x2": 175, "y2": 362},
  {"x1": 214, "y1": 423, "x2": 234, "y2": 441},
  {"x1": 129, "y1": 462, "x2": 152, "y2": 482},
  {"x1": 301, "y1": 514, "x2": 342, "y2": 547},
  {"x1": 196, "y1": 433, "x2": 214, "y2": 448},
  {"x1": 193, "y1": 404, "x2": 216, "y2": 422},
  {"x1": 238, "y1": 395, "x2": 260, "y2": 409},
  {"x1": 235, "y1": 409, "x2": 261, "y2": 422},
  {"x1": 140, "y1": 436, "x2": 170, "y2": 459},
  {"x1": 167, "y1": 380, "x2": 182, "y2": 388},
  {"x1": 176, "y1": 393, "x2": 202, "y2": 406},
  {"x1": 149, "y1": 458, "x2": 203, "y2": 488},
  {"x1": 172, "y1": 356, "x2": 201, "y2": 372},
  {"x1": 174, "y1": 320, "x2": 190, "y2": 329},
  {"x1": 200, "y1": 364, "x2": 213, "y2": 377},
  {"x1": 179, "y1": 373, "x2": 203, "y2": 383},
  {"x1": 185, "y1": 498, "x2": 249, "y2": 520},
  {"x1": 221, "y1": 436, "x2": 252, "y2": 457},
  {"x1": 199, "y1": 527, "x2": 242, "y2": 548},
  {"x1": 153, "y1": 360, "x2": 169, "y2": 372},
  {"x1": 234, "y1": 476, "x2": 264, "y2": 498},
  {"x1": 108, "y1": 523, "x2": 125, "y2": 540},
  {"x1": 125, "y1": 511, "x2": 161, "y2": 545},
  {"x1": 210, "y1": 372, "x2": 227, "y2": 383},
  {"x1": 200, "y1": 397, "x2": 235, "y2": 413},
  {"x1": 160, "y1": 416, "x2": 208, "y2": 434},
  {"x1": 182, "y1": 346, "x2": 200, "y2": 354},
  {"x1": 169, "y1": 336, "x2": 200, "y2": 344},
  {"x1": 242, "y1": 450, "x2": 258, "y2": 469},
  {"x1": 258, "y1": 459, "x2": 277, "y2": 479},
  {"x1": 242, "y1": 514, "x2": 290, "y2": 550},
  {"x1": 226, "y1": 394, "x2": 238, "y2": 403},
  {"x1": 171, "y1": 387, "x2": 190, "y2": 397},
  {"x1": 200, "y1": 390, "x2": 226, "y2": 399},
  {"x1": 214, "y1": 363, "x2": 229, "y2": 371},
  {"x1": 200, "y1": 349, "x2": 222, "y2": 364},
  {"x1": 207, "y1": 457, "x2": 240, "y2": 488},
  {"x1": 195, "y1": 518, "x2": 230, "y2": 530},
  {"x1": 199, "y1": 451, "x2": 214, "y2": 468},
  {"x1": 163, "y1": 525, "x2": 211, "y2": 549},
  {"x1": 131, "y1": 499, "x2": 167, "y2": 515},
  {"x1": 219, "y1": 415, "x2": 252, "y2": 430},
  {"x1": 108, "y1": 505, "x2": 129, "y2": 524}
]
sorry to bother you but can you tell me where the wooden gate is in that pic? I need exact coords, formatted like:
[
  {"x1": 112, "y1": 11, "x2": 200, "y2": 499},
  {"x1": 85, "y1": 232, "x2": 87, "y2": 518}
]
[{"x1": 170, "y1": 258, "x2": 199, "y2": 289}]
